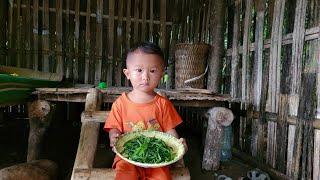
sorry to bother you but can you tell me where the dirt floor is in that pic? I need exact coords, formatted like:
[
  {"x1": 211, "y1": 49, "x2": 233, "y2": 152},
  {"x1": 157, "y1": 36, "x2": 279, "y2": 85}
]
[{"x1": 0, "y1": 104, "x2": 261, "y2": 180}]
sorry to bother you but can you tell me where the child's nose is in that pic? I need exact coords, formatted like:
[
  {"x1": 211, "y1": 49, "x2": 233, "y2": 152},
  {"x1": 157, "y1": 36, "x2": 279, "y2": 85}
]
[{"x1": 142, "y1": 71, "x2": 150, "y2": 80}]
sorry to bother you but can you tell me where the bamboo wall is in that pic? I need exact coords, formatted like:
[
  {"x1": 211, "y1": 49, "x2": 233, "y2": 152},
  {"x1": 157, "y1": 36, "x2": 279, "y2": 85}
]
[
  {"x1": 0, "y1": 0, "x2": 212, "y2": 87},
  {"x1": 224, "y1": 0, "x2": 320, "y2": 179}
]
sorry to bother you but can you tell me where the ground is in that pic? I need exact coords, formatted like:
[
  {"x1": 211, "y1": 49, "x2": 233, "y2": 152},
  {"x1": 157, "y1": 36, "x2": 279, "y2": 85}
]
[{"x1": 0, "y1": 103, "x2": 257, "y2": 180}]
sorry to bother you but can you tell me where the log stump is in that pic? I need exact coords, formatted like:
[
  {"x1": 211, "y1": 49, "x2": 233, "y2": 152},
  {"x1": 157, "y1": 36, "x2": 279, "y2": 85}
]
[
  {"x1": 202, "y1": 107, "x2": 234, "y2": 171},
  {"x1": 27, "y1": 100, "x2": 53, "y2": 162}
]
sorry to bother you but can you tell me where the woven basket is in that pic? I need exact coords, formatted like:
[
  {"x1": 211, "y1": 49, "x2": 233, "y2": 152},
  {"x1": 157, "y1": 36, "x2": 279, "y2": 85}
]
[{"x1": 175, "y1": 43, "x2": 210, "y2": 89}]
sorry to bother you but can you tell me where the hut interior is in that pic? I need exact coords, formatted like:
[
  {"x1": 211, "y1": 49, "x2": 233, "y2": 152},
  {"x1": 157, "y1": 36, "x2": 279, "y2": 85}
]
[{"x1": 0, "y1": 0, "x2": 320, "y2": 179}]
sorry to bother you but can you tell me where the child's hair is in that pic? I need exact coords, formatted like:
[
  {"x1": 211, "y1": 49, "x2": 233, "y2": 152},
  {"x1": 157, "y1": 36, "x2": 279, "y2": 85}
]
[{"x1": 126, "y1": 42, "x2": 165, "y2": 66}]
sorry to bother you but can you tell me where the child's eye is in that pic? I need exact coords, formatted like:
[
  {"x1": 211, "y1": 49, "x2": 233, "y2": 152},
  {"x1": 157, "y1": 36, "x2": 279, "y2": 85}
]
[
  {"x1": 135, "y1": 69, "x2": 142, "y2": 72},
  {"x1": 150, "y1": 69, "x2": 157, "y2": 73}
]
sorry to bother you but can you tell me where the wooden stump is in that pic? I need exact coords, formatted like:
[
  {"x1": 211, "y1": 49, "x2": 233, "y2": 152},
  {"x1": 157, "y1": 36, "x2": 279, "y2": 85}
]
[
  {"x1": 202, "y1": 107, "x2": 234, "y2": 171},
  {"x1": 27, "y1": 100, "x2": 53, "y2": 162}
]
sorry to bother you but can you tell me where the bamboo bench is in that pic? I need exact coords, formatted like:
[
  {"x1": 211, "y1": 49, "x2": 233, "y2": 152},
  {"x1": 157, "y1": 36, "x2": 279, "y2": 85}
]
[{"x1": 70, "y1": 88, "x2": 190, "y2": 180}]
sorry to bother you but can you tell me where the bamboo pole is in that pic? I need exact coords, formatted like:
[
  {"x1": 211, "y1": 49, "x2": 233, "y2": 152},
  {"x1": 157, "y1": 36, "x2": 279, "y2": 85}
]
[
  {"x1": 73, "y1": 0, "x2": 80, "y2": 81},
  {"x1": 230, "y1": 0, "x2": 240, "y2": 98},
  {"x1": 8, "y1": 0, "x2": 14, "y2": 66},
  {"x1": 94, "y1": 0, "x2": 103, "y2": 85},
  {"x1": 133, "y1": 0, "x2": 140, "y2": 44},
  {"x1": 114, "y1": 0, "x2": 124, "y2": 86},
  {"x1": 42, "y1": 0, "x2": 49, "y2": 72},
  {"x1": 24, "y1": 0, "x2": 31, "y2": 68},
  {"x1": 31, "y1": 0, "x2": 38, "y2": 70},
  {"x1": 55, "y1": 0, "x2": 63, "y2": 75},
  {"x1": 16, "y1": 0, "x2": 21, "y2": 67},
  {"x1": 149, "y1": 0, "x2": 154, "y2": 41},
  {"x1": 160, "y1": 0, "x2": 167, "y2": 53},
  {"x1": 84, "y1": 0, "x2": 91, "y2": 84},
  {"x1": 65, "y1": 0, "x2": 71, "y2": 79},
  {"x1": 0, "y1": 1, "x2": 7, "y2": 65},
  {"x1": 107, "y1": 0, "x2": 115, "y2": 87},
  {"x1": 141, "y1": 0, "x2": 147, "y2": 41}
]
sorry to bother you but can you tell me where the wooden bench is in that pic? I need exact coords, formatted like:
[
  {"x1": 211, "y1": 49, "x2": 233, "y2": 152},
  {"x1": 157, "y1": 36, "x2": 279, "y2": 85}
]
[{"x1": 70, "y1": 88, "x2": 190, "y2": 180}]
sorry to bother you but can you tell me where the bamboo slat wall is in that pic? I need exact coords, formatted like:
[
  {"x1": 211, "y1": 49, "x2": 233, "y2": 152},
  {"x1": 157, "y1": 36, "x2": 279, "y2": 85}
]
[
  {"x1": 223, "y1": 0, "x2": 320, "y2": 179},
  {"x1": 0, "y1": 0, "x2": 212, "y2": 86}
]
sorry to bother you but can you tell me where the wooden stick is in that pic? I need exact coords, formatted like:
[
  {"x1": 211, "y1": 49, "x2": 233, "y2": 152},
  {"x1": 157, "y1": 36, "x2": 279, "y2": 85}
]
[
  {"x1": 24, "y1": 0, "x2": 31, "y2": 68},
  {"x1": 114, "y1": 0, "x2": 124, "y2": 86},
  {"x1": 133, "y1": 0, "x2": 140, "y2": 44},
  {"x1": 141, "y1": 0, "x2": 147, "y2": 41},
  {"x1": 32, "y1": 0, "x2": 38, "y2": 70},
  {"x1": 8, "y1": 0, "x2": 14, "y2": 66},
  {"x1": 149, "y1": 0, "x2": 154, "y2": 41},
  {"x1": 313, "y1": 130, "x2": 320, "y2": 180},
  {"x1": 0, "y1": 1, "x2": 7, "y2": 65},
  {"x1": 16, "y1": 0, "x2": 21, "y2": 67}
]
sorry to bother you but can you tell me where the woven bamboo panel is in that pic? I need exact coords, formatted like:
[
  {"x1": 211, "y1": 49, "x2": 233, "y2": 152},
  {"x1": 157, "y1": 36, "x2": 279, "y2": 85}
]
[{"x1": 175, "y1": 43, "x2": 210, "y2": 88}]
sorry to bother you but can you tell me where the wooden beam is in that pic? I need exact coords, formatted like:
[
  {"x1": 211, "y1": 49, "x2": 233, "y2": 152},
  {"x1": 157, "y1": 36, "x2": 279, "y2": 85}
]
[
  {"x1": 84, "y1": 0, "x2": 91, "y2": 84},
  {"x1": 42, "y1": 0, "x2": 49, "y2": 72},
  {"x1": 55, "y1": 0, "x2": 63, "y2": 74},
  {"x1": 107, "y1": 0, "x2": 115, "y2": 87}
]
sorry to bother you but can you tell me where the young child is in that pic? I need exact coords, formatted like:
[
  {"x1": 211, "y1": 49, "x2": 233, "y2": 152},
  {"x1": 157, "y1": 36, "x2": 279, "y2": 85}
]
[{"x1": 104, "y1": 42, "x2": 187, "y2": 180}]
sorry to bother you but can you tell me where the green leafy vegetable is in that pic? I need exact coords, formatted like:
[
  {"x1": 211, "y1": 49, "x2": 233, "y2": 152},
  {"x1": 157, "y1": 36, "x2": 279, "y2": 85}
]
[{"x1": 121, "y1": 135, "x2": 175, "y2": 164}]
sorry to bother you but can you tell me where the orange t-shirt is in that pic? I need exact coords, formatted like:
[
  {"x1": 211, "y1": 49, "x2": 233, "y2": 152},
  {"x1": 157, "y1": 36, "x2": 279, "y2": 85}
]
[{"x1": 104, "y1": 93, "x2": 182, "y2": 133}]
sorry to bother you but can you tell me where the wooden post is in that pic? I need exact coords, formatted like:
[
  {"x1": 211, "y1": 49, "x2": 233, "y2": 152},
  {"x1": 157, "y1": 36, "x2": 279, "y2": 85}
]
[
  {"x1": 133, "y1": 0, "x2": 140, "y2": 44},
  {"x1": 206, "y1": 0, "x2": 226, "y2": 93},
  {"x1": 27, "y1": 100, "x2": 53, "y2": 162},
  {"x1": 71, "y1": 88, "x2": 102, "y2": 179},
  {"x1": 202, "y1": 107, "x2": 234, "y2": 171},
  {"x1": 160, "y1": 0, "x2": 166, "y2": 51},
  {"x1": 24, "y1": 0, "x2": 32, "y2": 68}
]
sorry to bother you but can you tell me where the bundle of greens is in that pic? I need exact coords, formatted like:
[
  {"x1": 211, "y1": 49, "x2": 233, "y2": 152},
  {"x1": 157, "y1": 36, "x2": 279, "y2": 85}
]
[{"x1": 121, "y1": 135, "x2": 175, "y2": 164}]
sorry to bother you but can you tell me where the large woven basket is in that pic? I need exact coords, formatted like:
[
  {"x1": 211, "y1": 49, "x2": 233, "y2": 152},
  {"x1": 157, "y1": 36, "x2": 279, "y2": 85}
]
[{"x1": 175, "y1": 43, "x2": 210, "y2": 89}]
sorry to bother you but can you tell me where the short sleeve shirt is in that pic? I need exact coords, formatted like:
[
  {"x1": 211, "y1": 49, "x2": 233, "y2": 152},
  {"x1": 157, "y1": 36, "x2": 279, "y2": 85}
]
[{"x1": 103, "y1": 93, "x2": 182, "y2": 133}]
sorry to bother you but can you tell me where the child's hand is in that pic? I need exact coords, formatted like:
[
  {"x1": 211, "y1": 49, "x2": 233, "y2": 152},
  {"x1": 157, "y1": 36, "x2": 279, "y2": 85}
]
[
  {"x1": 179, "y1": 138, "x2": 188, "y2": 152},
  {"x1": 109, "y1": 129, "x2": 121, "y2": 151}
]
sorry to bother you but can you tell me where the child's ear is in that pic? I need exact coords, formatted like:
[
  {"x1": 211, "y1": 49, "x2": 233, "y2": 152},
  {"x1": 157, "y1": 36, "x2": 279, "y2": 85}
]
[{"x1": 123, "y1": 69, "x2": 130, "y2": 79}]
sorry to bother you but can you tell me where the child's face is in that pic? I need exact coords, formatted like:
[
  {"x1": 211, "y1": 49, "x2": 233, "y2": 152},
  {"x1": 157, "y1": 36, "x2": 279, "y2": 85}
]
[{"x1": 123, "y1": 51, "x2": 164, "y2": 93}]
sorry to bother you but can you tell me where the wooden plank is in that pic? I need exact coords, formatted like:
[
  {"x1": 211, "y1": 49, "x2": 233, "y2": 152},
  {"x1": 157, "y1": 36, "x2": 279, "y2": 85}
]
[
  {"x1": 266, "y1": 121, "x2": 277, "y2": 167},
  {"x1": 133, "y1": 0, "x2": 140, "y2": 44},
  {"x1": 160, "y1": 0, "x2": 166, "y2": 51},
  {"x1": 55, "y1": 0, "x2": 63, "y2": 74},
  {"x1": 94, "y1": 0, "x2": 103, "y2": 85},
  {"x1": 84, "y1": 0, "x2": 91, "y2": 84},
  {"x1": 73, "y1": 167, "x2": 190, "y2": 180},
  {"x1": 149, "y1": 0, "x2": 154, "y2": 41},
  {"x1": 73, "y1": 0, "x2": 80, "y2": 81},
  {"x1": 32, "y1": 0, "x2": 38, "y2": 70},
  {"x1": 242, "y1": 0, "x2": 252, "y2": 104},
  {"x1": 107, "y1": 0, "x2": 115, "y2": 87},
  {"x1": 114, "y1": 0, "x2": 124, "y2": 86},
  {"x1": 16, "y1": 0, "x2": 21, "y2": 67},
  {"x1": 42, "y1": 0, "x2": 49, "y2": 72},
  {"x1": 314, "y1": 130, "x2": 320, "y2": 180},
  {"x1": 81, "y1": 111, "x2": 110, "y2": 123},
  {"x1": 141, "y1": 0, "x2": 147, "y2": 41},
  {"x1": 230, "y1": 0, "x2": 240, "y2": 98}
]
